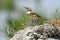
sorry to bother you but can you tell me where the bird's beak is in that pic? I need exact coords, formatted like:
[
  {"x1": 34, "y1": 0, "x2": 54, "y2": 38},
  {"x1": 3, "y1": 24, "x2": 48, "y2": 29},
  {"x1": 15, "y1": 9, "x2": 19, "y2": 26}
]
[
  {"x1": 24, "y1": 7, "x2": 27, "y2": 9},
  {"x1": 24, "y1": 7, "x2": 29, "y2": 10}
]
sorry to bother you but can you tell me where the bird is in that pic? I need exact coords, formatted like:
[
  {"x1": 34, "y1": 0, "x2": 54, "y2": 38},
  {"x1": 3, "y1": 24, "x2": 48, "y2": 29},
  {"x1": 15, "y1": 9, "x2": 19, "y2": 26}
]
[{"x1": 24, "y1": 7, "x2": 41, "y2": 26}]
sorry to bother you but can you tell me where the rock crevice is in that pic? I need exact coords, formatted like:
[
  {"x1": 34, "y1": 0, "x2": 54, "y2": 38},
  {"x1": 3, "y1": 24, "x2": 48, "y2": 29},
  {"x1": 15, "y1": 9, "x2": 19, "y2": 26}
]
[{"x1": 9, "y1": 23, "x2": 60, "y2": 40}]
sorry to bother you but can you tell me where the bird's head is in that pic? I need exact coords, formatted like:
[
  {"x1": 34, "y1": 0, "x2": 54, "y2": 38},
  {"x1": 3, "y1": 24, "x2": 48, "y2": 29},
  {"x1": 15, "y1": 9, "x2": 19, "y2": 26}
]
[{"x1": 24, "y1": 7, "x2": 32, "y2": 11}]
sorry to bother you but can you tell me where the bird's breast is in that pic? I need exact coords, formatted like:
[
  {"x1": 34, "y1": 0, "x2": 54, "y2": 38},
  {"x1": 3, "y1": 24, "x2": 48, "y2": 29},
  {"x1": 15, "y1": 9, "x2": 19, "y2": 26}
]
[{"x1": 27, "y1": 11, "x2": 31, "y2": 14}]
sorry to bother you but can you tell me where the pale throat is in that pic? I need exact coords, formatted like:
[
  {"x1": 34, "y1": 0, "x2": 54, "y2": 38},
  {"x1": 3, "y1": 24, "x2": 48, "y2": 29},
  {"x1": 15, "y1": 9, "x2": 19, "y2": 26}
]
[{"x1": 27, "y1": 11, "x2": 31, "y2": 14}]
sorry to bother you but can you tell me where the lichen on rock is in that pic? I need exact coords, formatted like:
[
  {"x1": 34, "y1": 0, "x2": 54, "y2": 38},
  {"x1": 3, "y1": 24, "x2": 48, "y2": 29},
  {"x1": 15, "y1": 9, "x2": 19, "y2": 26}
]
[{"x1": 9, "y1": 23, "x2": 60, "y2": 40}]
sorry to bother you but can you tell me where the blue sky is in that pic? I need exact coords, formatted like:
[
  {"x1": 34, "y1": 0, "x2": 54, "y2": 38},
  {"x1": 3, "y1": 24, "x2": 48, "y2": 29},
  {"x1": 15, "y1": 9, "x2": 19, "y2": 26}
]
[
  {"x1": 14, "y1": 0, "x2": 60, "y2": 18},
  {"x1": 41, "y1": 0, "x2": 60, "y2": 18}
]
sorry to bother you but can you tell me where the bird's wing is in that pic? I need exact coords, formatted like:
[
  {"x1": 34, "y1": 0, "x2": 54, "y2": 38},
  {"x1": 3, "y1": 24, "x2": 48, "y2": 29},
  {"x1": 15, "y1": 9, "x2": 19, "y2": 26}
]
[{"x1": 30, "y1": 12, "x2": 41, "y2": 18}]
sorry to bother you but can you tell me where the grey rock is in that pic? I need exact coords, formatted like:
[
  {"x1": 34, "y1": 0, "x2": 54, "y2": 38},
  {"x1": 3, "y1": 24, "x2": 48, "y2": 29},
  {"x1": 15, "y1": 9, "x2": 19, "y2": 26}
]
[{"x1": 9, "y1": 23, "x2": 60, "y2": 40}]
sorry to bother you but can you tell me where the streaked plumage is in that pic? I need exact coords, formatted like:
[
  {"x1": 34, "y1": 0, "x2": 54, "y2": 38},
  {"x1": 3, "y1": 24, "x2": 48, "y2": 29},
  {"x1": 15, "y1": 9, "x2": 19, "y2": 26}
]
[{"x1": 24, "y1": 7, "x2": 41, "y2": 26}]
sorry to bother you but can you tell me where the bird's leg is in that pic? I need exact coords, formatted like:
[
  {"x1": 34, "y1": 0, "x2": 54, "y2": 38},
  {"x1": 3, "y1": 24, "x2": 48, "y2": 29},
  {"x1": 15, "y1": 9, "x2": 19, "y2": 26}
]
[
  {"x1": 30, "y1": 18, "x2": 35, "y2": 26},
  {"x1": 31, "y1": 18, "x2": 37, "y2": 26},
  {"x1": 34, "y1": 17, "x2": 38, "y2": 26},
  {"x1": 30, "y1": 19, "x2": 33, "y2": 26},
  {"x1": 30, "y1": 19, "x2": 34, "y2": 28},
  {"x1": 33, "y1": 18, "x2": 37, "y2": 26}
]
